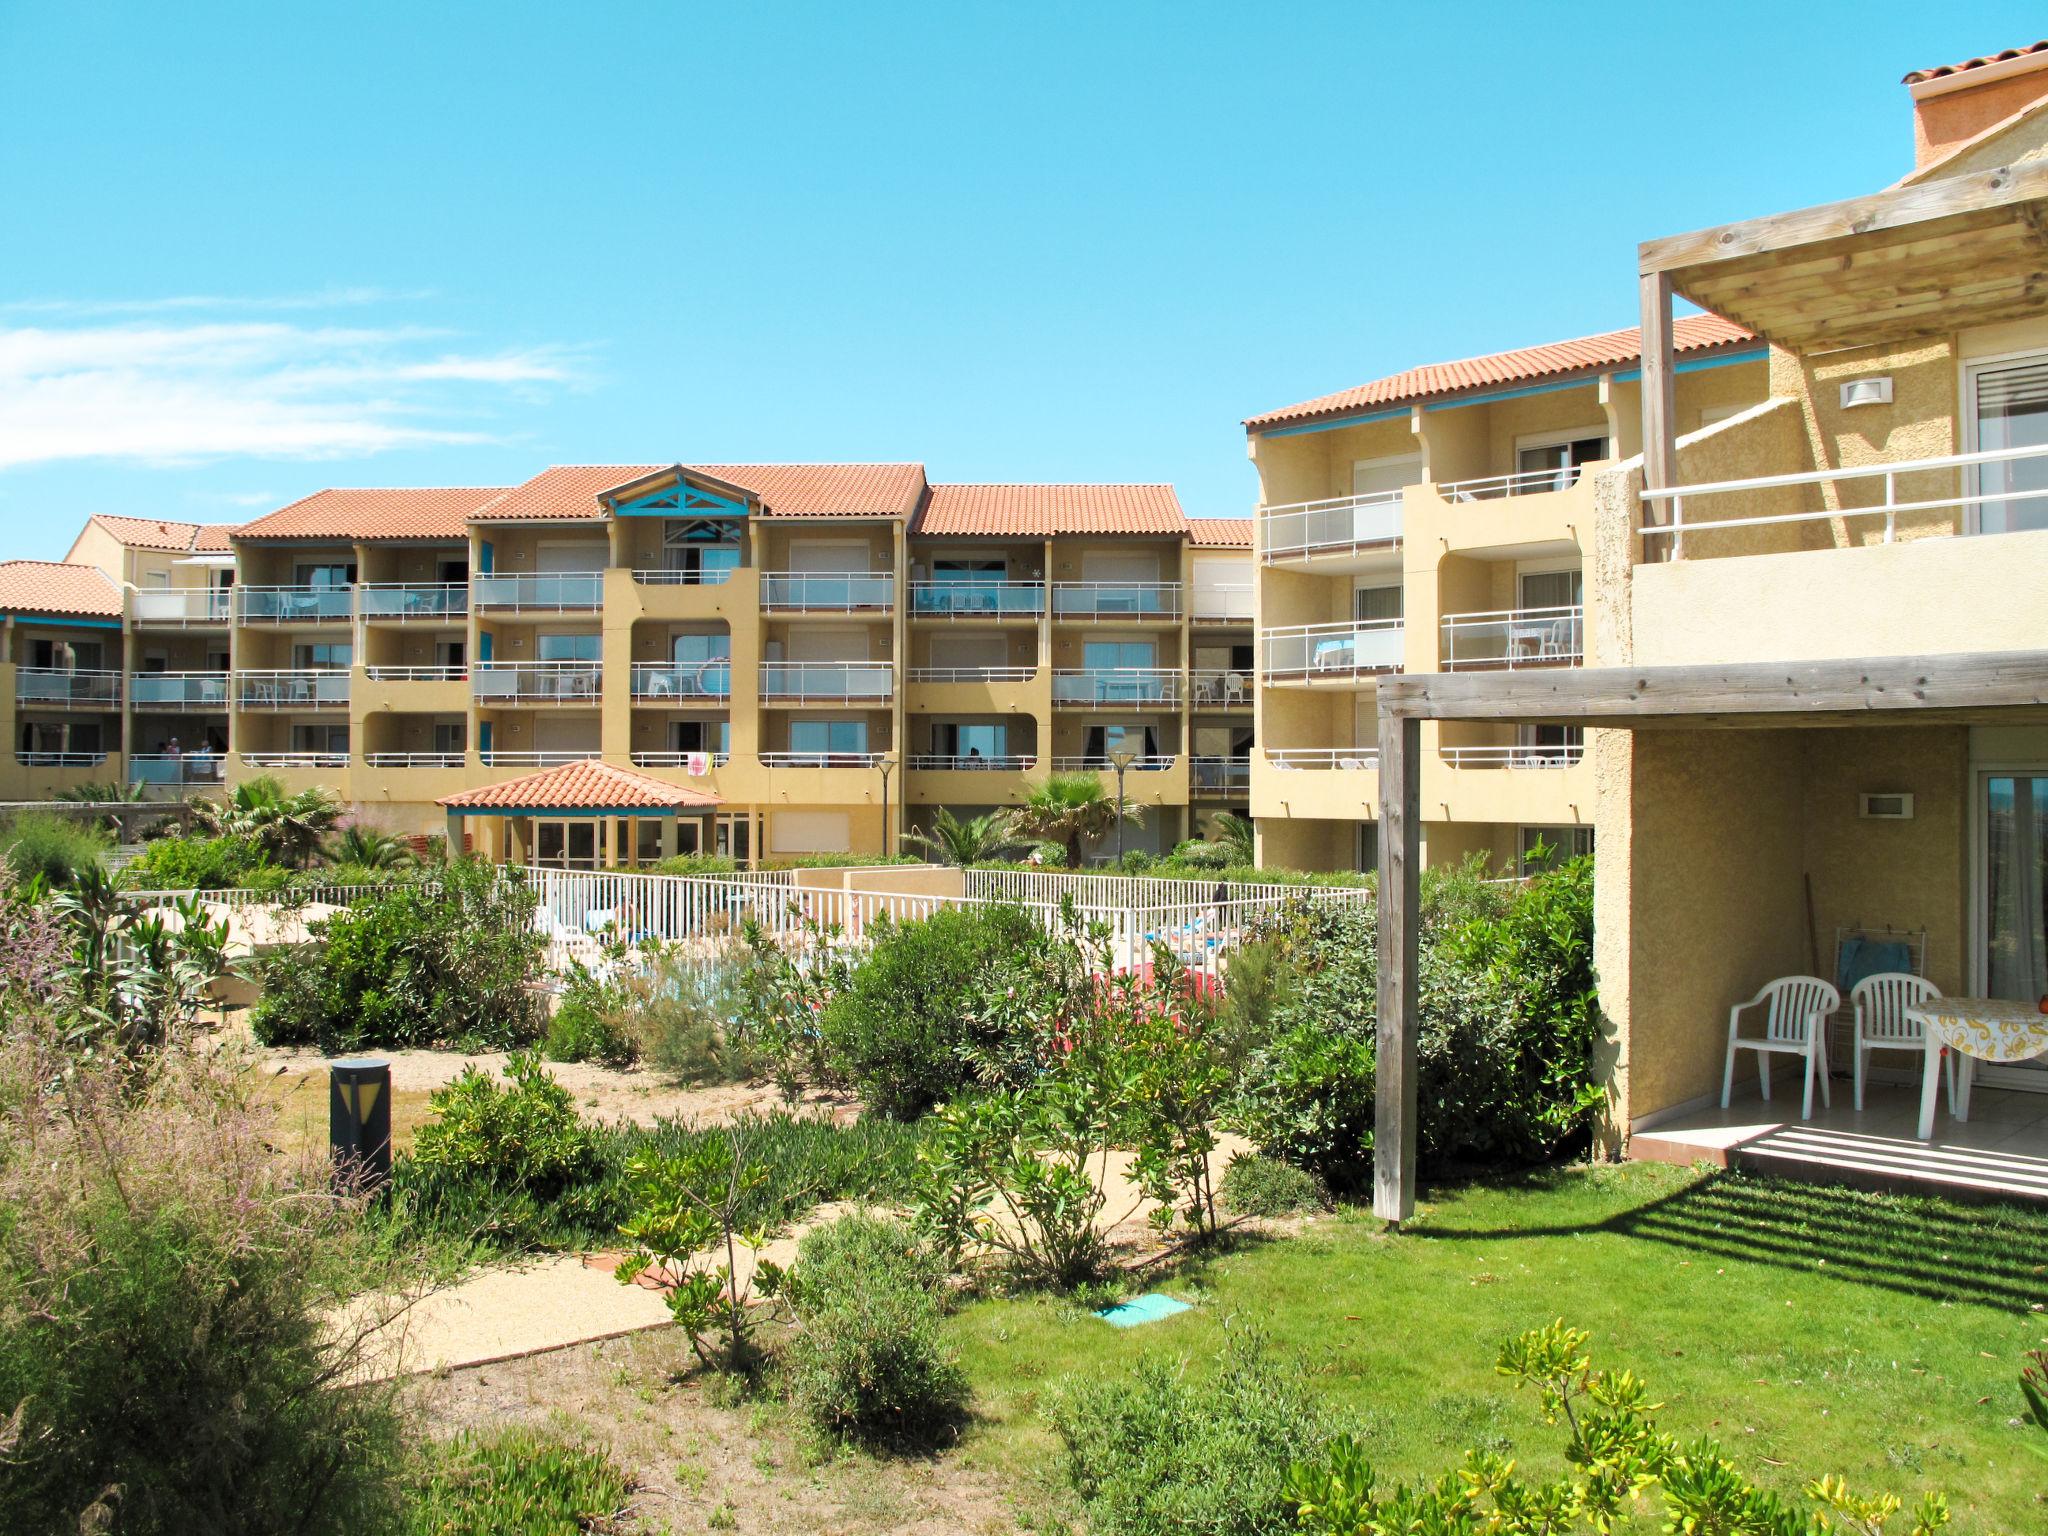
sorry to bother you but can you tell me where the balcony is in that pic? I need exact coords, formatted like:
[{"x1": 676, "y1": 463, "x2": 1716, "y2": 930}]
[
  {"x1": 759, "y1": 572, "x2": 895, "y2": 613},
  {"x1": 129, "y1": 671, "x2": 229, "y2": 708},
  {"x1": 632, "y1": 566, "x2": 738, "y2": 587},
  {"x1": 909, "y1": 580, "x2": 1044, "y2": 619},
  {"x1": 1437, "y1": 466, "x2": 1586, "y2": 502},
  {"x1": 16, "y1": 669, "x2": 121, "y2": 707},
  {"x1": 236, "y1": 670, "x2": 350, "y2": 709},
  {"x1": 1266, "y1": 748, "x2": 1378, "y2": 770},
  {"x1": 480, "y1": 750, "x2": 593, "y2": 768},
  {"x1": 1261, "y1": 620, "x2": 1404, "y2": 681},
  {"x1": 631, "y1": 750, "x2": 731, "y2": 769},
  {"x1": 1191, "y1": 582, "x2": 1254, "y2": 624},
  {"x1": 631, "y1": 662, "x2": 733, "y2": 702},
  {"x1": 760, "y1": 750, "x2": 888, "y2": 769},
  {"x1": 237, "y1": 585, "x2": 353, "y2": 623},
  {"x1": 906, "y1": 753, "x2": 1038, "y2": 771},
  {"x1": 362, "y1": 752, "x2": 469, "y2": 769},
  {"x1": 472, "y1": 662, "x2": 603, "y2": 703},
  {"x1": 15, "y1": 751, "x2": 110, "y2": 768},
  {"x1": 130, "y1": 752, "x2": 227, "y2": 786},
  {"x1": 1188, "y1": 669, "x2": 1252, "y2": 709},
  {"x1": 471, "y1": 572, "x2": 604, "y2": 611},
  {"x1": 1051, "y1": 668, "x2": 1181, "y2": 708},
  {"x1": 1439, "y1": 744, "x2": 1585, "y2": 769},
  {"x1": 1190, "y1": 755, "x2": 1250, "y2": 794},
  {"x1": 130, "y1": 587, "x2": 231, "y2": 625},
  {"x1": 1050, "y1": 582, "x2": 1181, "y2": 620},
  {"x1": 240, "y1": 751, "x2": 348, "y2": 769},
  {"x1": 905, "y1": 666, "x2": 1035, "y2": 684},
  {"x1": 363, "y1": 665, "x2": 468, "y2": 683},
  {"x1": 357, "y1": 582, "x2": 468, "y2": 621},
  {"x1": 1439, "y1": 606, "x2": 1583, "y2": 671},
  {"x1": 1261, "y1": 491, "x2": 1402, "y2": 563},
  {"x1": 1050, "y1": 754, "x2": 1175, "y2": 772},
  {"x1": 757, "y1": 662, "x2": 894, "y2": 704}
]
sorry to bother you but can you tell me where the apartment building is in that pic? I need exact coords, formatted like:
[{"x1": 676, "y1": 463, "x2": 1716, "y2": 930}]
[
  {"x1": 1244, "y1": 319, "x2": 1768, "y2": 874},
  {"x1": 26, "y1": 467, "x2": 1253, "y2": 865}
]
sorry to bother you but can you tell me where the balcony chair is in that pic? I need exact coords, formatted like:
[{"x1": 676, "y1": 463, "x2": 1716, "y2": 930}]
[
  {"x1": 1224, "y1": 672, "x2": 1247, "y2": 705},
  {"x1": 1722, "y1": 975, "x2": 1841, "y2": 1121},
  {"x1": 1849, "y1": 972, "x2": 1951, "y2": 1114}
]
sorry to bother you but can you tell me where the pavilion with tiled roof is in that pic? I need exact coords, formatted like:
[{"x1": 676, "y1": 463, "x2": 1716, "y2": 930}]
[{"x1": 437, "y1": 757, "x2": 721, "y2": 865}]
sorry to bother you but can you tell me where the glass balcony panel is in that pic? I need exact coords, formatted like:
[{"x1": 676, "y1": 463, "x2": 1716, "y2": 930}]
[
  {"x1": 357, "y1": 583, "x2": 469, "y2": 619},
  {"x1": 909, "y1": 580, "x2": 1045, "y2": 616},
  {"x1": 1438, "y1": 606, "x2": 1583, "y2": 670},
  {"x1": 235, "y1": 670, "x2": 351, "y2": 707},
  {"x1": 130, "y1": 672, "x2": 229, "y2": 708},
  {"x1": 1051, "y1": 582, "x2": 1181, "y2": 618},
  {"x1": 471, "y1": 573, "x2": 605, "y2": 609},
  {"x1": 759, "y1": 573, "x2": 895, "y2": 611},
  {"x1": 15, "y1": 670, "x2": 121, "y2": 706},
  {"x1": 1050, "y1": 669, "x2": 1180, "y2": 706},
  {"x1": 1260, "y1": 622, "x2": 1404, "y2": 677},
  {"x1": 757, "y1": 663, "x2": 894, "y2": 702},
  {"x1": 237, "y1": 586, "x2": 354, "y2": 622},
  {"x1": 631, "y1": 662, "x2": 733, "y2": 700}
]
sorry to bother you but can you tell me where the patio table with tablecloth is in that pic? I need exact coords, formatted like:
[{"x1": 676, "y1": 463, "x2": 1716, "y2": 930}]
[{"x1": 1905, "y1": 998, "x2": 2048, "y2": 1138}]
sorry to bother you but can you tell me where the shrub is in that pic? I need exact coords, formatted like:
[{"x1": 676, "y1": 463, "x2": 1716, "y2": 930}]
[
  {"x1": 249, "y1": 858, "x2": 546, "y2": 1052},
  {"x1": 405, "y1": 1428, "x2": 629, "y2": 1535},
  {"x1": 613, "y1": 950, "x2": 763, "y2": 1083},
  {"x1": 820, "y1": 901, "x2": 1072, "y2": 1118},
  {"x1": 0, "y1": 1029, "x2": 404, "y2": 1536},
  {"x1": 0, "y1": 810, "x2": 108, "y2": 888},
  {"x1": 1051, "y1": 1327, "x2": 1331, "y2": 1536},
  {"x1": 644, "y1": 852, "x2": 738, "y2": 875},
  {"x1": 118, "y1": 831, "x2": 279, "y2": 890},
  {"x1": 1232, "y1": 1023, "x2": 1377, "y2": 1195},
  {"x1": 762, "y1": 852, "x2": 923, "y2": 869},
  {"x1": 1219, "y1": 1153, "x2": 1326, "y2": 1217},
  {"x1": 541, "y1": 963, "x2": 637, "y2": 1067},
  {"x1": 782, "y1": 1212, "x2": 966, "y2": 1444}
]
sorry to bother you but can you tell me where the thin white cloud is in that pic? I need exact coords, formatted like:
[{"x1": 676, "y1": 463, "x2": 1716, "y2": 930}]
[{"x1": 0, "y1": 311, "x2": 585, "y2": 470}]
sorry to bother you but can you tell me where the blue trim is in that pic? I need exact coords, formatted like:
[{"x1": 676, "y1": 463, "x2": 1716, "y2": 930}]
[
  {"x1": 3, "y1": 614, "x2": 122, "y2": 629},
  {"x1": 478, "y1": 630, "x2": 494, "y2": 663},
  {"x1": 477, "y1": 541, "x2": 494, "y2": 574},
  {"x1": 1258, "y1": 405, "x2": 1410, "y2": 440},
  {"x1": 1425, "y1": 376, "x2": 1599, "y2": 413},
  {"x1": 610, "y1": 480, "x2": 750, "y2": 519},
  {"x1": 1609, "y1": 347, "x2": 1768, "y2": 385},
  {"x1": 477, "y1": 721, "x2": 493, "y2": 756}
]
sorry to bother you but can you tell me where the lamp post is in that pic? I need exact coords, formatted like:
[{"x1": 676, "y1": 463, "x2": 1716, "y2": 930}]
[
  {"x1": 1107, "y1": 746, "x2": 1139, "y2": 867},
  {"x1": 877, "y1": 754, "x2": 896, "y2": 857}
]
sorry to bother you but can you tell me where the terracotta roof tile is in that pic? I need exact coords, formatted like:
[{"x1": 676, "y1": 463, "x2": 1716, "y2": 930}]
[
  {"x1": 236, "y1": 487, "x2": 506, "y2": 542},
  {"x1": 85, "y1": 514, "x2": 238, "y2": 553},
  {"x1": 1904, "y1": 40, "x2": 2048, "y2": 84},
  {"x1": 192, "y1": 524, "x2": 236, "y2": 553},
  {"x1": 1187, "y1": 517, "x2": 1253, "y2": 548},
  {"x1": 471, "y1": 463, "x2": 928, "y2": 522},
  {"x1": 914, "y1": 483, "x2": 1186, "y2": 538},
  {"x1": 1244, "y1": 314, "x2": 1756, "y2": 431},
  {"x1": 0, "y1": 560, "x2": 123, "y2": 619},
  {"x1": 439, "y1": 758, "x2": 721, "y2": 812}
]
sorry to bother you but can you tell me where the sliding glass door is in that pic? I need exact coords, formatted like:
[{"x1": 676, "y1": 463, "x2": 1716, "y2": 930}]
[
  {"x1": 1977, "y1": 769, "x2": 2048, "y2": 1087},
  {"x1": 1967, "y1": 355, "x2": 2048, "y2": 534}
]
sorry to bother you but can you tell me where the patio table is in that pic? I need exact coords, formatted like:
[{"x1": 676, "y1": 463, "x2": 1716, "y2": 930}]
[{"x1": 1906, "y1": 997, "x2": 2048, "y2": 1138}]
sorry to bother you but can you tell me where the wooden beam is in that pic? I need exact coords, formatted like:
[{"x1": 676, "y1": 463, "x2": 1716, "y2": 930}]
[
  {"x1": 1373, "y1": 711, "x2": 1420, "y2": 1224},
  {"x1": 1638, "y1": 160, "x2": 2048, "y2": 275},
  {"x1": 1640, "y1": 270, "x2": 1676, "y2": 495},
  {"x1": 1377, "y1": 651, "x2": 2048, "y2": 725}
]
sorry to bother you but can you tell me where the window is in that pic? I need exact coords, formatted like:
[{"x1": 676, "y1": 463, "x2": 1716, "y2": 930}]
[
  {"x1": 1082, "y1": 723, "x2": 1159, "y2": 763},
  {"x1": 789, "y1": 719, "x2": 868, "y2": 757},
  {"x1": 716, "y1": 813, "x2": 751, "y2": 862},
  {"x1": 670, "y1": 719, "x2": 730, "y2": 754},
  {"x1": 670, "y1": 631, "x2": 731, "y2": 664},
  {"x1": 292, "y1": 641, "x2": 351, "y2": 670},
  {"x1": 1966, "y1": 355, "x2": 2048, "y2": 534},
  {"x1": 1519, "y1": 569, "x2": 1583, "y2": 610},
  {"x1": 296, "y1": 562, "x2": 355, "y2": 587},
  {"x1": 1520, "y1": 825, "x2": 1594, "y2": 873},
  {"x1": 292, "y1": 723, "x2": 349, "y2": 754},
  {"x1": 932, "y1": 721, "x2": 1007, "y2": 760},
  {"x1": 432, "y1": 721, "x2": 466, "y2": 754},
  {"x1": 537, "y1": 632, "x2": 601, "y2": 662},
  {"x1": 1353, "y1": 585, "x2": 1403, "y2": 624},
  {"x1": 1352, "y1": 455, "x2": 1421, "y2": 498},
  {"x1": 661, "y1": 519, "x2": 742, "y2": 577},
  {"x1": 143, "y1": 570, "x2": 169, "y2": 590},
  {"x1": 1083, "y1": 639, "x2": 1156, "y2": 671},
  {"x1": 1515, "y1": 432, "x2": 1608, "y2": 493}
]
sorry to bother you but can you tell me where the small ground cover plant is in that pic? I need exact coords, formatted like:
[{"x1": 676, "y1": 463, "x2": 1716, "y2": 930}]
[
  {"x1": 1218, "y1": 1152, "x2": 1325, "y2": 1217},
  {"x1": 404, "y1": 1427, "x2": 631, "y2": 1535}
]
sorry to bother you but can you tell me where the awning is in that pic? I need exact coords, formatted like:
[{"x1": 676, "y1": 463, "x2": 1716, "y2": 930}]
[
  {"x1": 175, "y1": 554, "x2": 239, "y2": 568},
  {"x1": 438, "y1": 757, "x2": 722, "y2": 817}
]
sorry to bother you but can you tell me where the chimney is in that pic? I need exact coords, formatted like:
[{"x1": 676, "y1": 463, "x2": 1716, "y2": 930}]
[{"x1": 1904, "y1": 41, "x2": 2048, "y2": 170}]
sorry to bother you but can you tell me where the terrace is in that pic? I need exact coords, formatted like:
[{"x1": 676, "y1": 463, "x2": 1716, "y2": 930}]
[
  {"x1": 237, "y1": 584, "x2": 353, "y2": 623},
  {"x1": 16, "y1": 668, "x2": 121, "y2": 707},
  {"x1": 1260, "y1": 619, "x2": 1404, "y2": 682},
  {"x1": 236, "y1": 669, "x2": 349, "y2": 708},
  {"x1": 758, "y1": 571, "x2": 895, "y2": 614}
]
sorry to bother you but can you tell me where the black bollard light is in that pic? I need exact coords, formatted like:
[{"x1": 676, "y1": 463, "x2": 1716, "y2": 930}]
[{"x1": 329, "y1": 1057, "x2": 392, "y2": 1195}]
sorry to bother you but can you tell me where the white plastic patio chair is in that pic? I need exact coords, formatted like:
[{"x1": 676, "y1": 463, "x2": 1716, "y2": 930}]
[
  {"x1": 1849, "y1": 972, "x2": 1951, "y2": 1114},
  {"x1": 1722, "y1": 975, "x2": 1841, "y2": 1120}
]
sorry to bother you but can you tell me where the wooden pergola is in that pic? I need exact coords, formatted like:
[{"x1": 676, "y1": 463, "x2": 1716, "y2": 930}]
[
  {"x1": 1371, "y1": 650, "x2": 2048, "y2": 1222},
  {"x1": 1637, "y1": 159, "x2": 2048, "y2": 490}
]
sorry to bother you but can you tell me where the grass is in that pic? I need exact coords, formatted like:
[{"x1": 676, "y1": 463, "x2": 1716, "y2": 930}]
[
  {"x1": 944, "y1": 1162, "x2": 2048, "y2": 1534},
  {"x1": 256, "y1": 1067, "x2": 442, "y2": 1161},
  {"x1": 405, "y1": 1426, "x2": 631, "y2": 1534}
]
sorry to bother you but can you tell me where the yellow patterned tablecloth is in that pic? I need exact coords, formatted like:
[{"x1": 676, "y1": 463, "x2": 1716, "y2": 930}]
[{"x1": 1908, "y1": 999, "x2": 2048, "y2": 1064}]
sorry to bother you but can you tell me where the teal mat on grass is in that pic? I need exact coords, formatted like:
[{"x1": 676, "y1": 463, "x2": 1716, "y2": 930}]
[{"x1": 1095, "y1": 1293, "x2": 1192, "y2": 1327}]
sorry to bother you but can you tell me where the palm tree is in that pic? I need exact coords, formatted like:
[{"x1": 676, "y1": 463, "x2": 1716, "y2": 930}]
[
  {"x1": 1009, "y1": 772, "x2": 1141, "y2": 870},
  {"x1": 900, "y1": 807, "x2": 1020, "y2": 867},
  {"x1": 191, "y1": 776, "x2": 342, "y2": 868},
  {"x1": 1210, "y1": 810, "x2": 1256, "y2": 866},
  {"x1": 327, "y1": 825, "x2": 416, "y2": 870}
]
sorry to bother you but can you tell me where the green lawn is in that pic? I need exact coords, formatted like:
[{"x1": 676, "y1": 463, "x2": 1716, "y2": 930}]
[{"x1": 945, "y1": 1163, "x2": 2048, "y2": 1533}]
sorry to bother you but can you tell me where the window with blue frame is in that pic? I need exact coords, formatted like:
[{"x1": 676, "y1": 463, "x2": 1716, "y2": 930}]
[
  {"x1": 538, "y1": 633, "x2": 602, "y2": 662},
  {"x1": 932, "y1": 721, "x2": 1007, "y2": 760},
  {"x1": 662, "y1": 519, "x2": 742, "y2": 578},
  {"x1": 1083, "y1": 639, "x2": 1156, "y2": 671},
  {"x1": 789, "y1": 719, "x2": 868, "y2": 757}
]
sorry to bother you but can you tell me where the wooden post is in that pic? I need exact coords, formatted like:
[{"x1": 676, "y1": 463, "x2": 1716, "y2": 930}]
[
  {"x1": 1374, "y1": 709, "x2": 1420, "y2": 1224},
  {"x1": 1640, "y1": 270, "x2": 1677, "y2": 496}
]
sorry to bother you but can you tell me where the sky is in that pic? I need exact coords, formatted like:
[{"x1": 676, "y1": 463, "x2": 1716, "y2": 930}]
[{"x1": 0, "y1": 2, "x2": 2041, "y2": 558}]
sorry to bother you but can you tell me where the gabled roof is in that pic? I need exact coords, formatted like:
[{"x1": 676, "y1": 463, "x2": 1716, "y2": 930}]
[
  {"x1": 1904, "y1": 40, "x2": 2048, "y2": 84},
  {"x1": 236, "y1": 487, "x2": 506, "y2": 542},
  {"x1": 1187, "y1": 517, "x2": 1253, "y2": 548},
  {"x1": 0, "y1": 560, "x2": 123, "y2": 619},
  {"x1": 913, "y1": 483, "x2": 1186, "y2": 538},
  {"x1": 80, "y1": 514, "x2": 238, "y2": 554},
  {"x1": 438, "y1": 758, "x2": 722, "y2": 813},
  {"x1": 472, "y1": 463, "x2": 929, "y2": 523},
  {"x1": 1244, "y1": 314, "x2": 1756, "y2": 432}
]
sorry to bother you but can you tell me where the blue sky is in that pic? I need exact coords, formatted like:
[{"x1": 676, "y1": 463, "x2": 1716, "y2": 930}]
[{"x1": 0, "y1": 3, "x2": 2038, "y2": 557}]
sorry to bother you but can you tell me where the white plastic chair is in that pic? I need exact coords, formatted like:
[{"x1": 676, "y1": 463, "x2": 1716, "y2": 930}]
[
  {"x1": 1722, "y1": 976, "x2": 1841, "y2": 1120},
  {"x1": 1849, "y1": 972, "x2": 1951, "y2": 1113}
]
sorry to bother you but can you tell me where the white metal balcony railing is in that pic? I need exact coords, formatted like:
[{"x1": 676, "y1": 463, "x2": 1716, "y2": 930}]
[
  {"x1": 906, "y1": 753, "x2": 1038, "y2": 772},
  {"x1": 236, "y1": 669, "x2": 350, "y2": 708},
  {"x1": 1439, "y1": 605, "x2": 1584, "y2": 671},
  {"x1": 356, "y1": 582, "x2": 469, "y2": 620},
  {"x1": 1639, "y1": 441, "x2": 2048, "y2": 559},
  {"x1": 906, "y1": 666, "x2": 1036, "y2": 684},
  {"x1": 758, "y1": 751, "x2": 888, "y2": 769},
  {"x1": 237, "y1": 585, "x2": 354, "y2": 623},
  {"x1": 471, "y1": 662, "x2": 604, "y2": 702},
  {"x1": 1189, "y1": 755, "x2": 1251, "y2": 792},
  {"x1": 909, "y1": 580, "x2": 1045, "y2": 618},
  {"x1": 1266, "y1": 748, "x2": 1379, "y2": 770},
  {"x1": 16, "y1": 668, "x2": 122, "y2": 706},
  {"x1": 631, "y1": 750, "x2": 731, "y2": 769},
  {"x1": 480, "y1": 750, "x2": 592, "y2": 768},
  {"x1": 362, "y1": 752, "x2": 468, "y2": 769},
  {"x1": 363, "y1": 664, "x2": 468, "y2": 682},
  {"x1": 15, "y1": 751, "x2": 108, "y2": 768},
  {"x1": 633, "y1": 565, "x2": 738, "y2": 587},
  {"x1": 129, "y1": 752, "x2": 227, "y2": 785},
  {"x1": 1191, "y1": 583, "x2": 1255, "y2": 622},
  {"x1": 631, "y1": 662, "x2": 733, "y2": 701},
  {"x1": 470, "y1": 572, "x2": 605, "y2": 610},
  {"x1": 1050, "y1": 754, "x2": 1176, "y2": 773},
  {"x1": 1261, "y1": 620, "x2": 1404, "y2": 678},
  {"x1": 1260, "y1": 491, "x2": 1403, "y2": 562},
  {"x1": 1438, "y1": 465, "x2": 1586, "y2": 502},
  {"x1": 758, "y1": 572, "x2": 895, "y2": 612},
  {"x1": 239, "y1": 751, "x2": 349, "y2": 769},
  {"x1": 1188, "y1": 668, "x2": 1252, "y2": 707},
  {"x1": 131, "y1": 587, "x2": 232, "y2": 625},
  {"x1": 1051, "y1": 668, "x2": 1182, "y2": 708},
  {"x1": 1439, "y1": 744, "x2": 1586, "y2": 769},
  {"x1": 129, "y1": 671, "x2": 229, "y2": 708},
  {"x1": 1050, "y1": 581, "x2": 1182, "y2": 619},
  {"x1": 757, "y1": 662, "x2": 894, "y2": 703}
]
